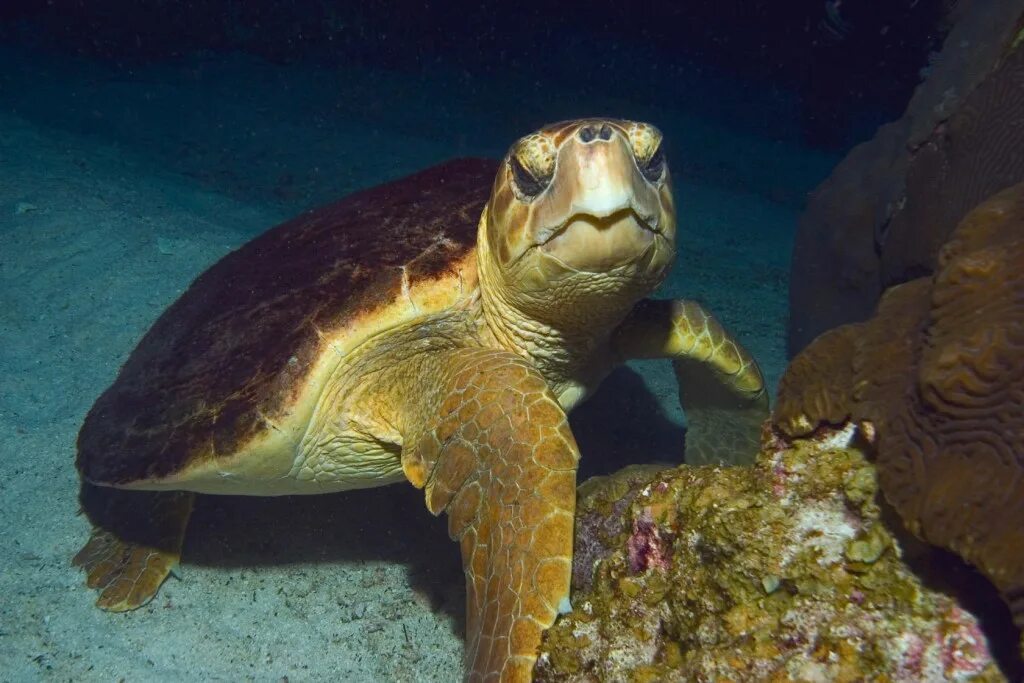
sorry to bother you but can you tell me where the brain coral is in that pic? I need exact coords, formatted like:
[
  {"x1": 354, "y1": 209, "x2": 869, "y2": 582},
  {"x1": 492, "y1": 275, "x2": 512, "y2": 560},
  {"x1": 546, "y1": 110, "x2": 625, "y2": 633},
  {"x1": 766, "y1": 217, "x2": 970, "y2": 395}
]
[
  {"x1": 787, "y1": 3, "x2": 1024, "y2": 356},
  {"x1": 774, "y1": 181, "x2": 1024, "y2": 647}
]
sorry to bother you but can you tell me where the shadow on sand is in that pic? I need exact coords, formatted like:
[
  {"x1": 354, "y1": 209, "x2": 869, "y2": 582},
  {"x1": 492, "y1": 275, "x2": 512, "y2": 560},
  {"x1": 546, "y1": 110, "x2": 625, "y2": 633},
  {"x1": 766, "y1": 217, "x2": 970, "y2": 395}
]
[{"x1": 158, "y1": 365, "x2": 683, "y2": 640}]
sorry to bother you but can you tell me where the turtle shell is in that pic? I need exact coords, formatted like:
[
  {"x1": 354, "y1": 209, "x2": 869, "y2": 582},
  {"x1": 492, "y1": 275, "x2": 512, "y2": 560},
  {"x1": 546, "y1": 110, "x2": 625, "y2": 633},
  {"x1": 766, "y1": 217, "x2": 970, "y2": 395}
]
[{"x1": 78, "y1": 158, "x2": 498, "y2": 487}]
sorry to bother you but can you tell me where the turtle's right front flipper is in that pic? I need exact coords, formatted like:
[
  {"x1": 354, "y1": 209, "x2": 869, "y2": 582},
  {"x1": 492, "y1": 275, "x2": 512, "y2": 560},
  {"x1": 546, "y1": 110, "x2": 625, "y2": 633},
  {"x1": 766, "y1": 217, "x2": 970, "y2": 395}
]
[
  {"x1": 74, "y1": 483, "x2": 194, "y2": 611},
  {"x1": 401, "y1": 348, "x2": 579, "y2": 683}
]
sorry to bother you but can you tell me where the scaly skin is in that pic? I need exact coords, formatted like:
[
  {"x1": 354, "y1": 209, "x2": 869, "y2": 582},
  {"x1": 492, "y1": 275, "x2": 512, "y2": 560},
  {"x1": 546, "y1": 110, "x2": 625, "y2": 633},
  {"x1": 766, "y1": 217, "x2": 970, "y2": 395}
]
[{"x1": 400, "y1": 348, "x2": 578, "y2": 681}]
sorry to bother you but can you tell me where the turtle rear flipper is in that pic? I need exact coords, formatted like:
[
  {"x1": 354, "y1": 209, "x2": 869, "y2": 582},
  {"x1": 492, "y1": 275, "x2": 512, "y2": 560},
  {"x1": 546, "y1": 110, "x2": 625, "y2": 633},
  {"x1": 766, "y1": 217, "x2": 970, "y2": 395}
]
[
  {"x1": 73, "y1": 483, "x2": 194, "y2": 611},
  {"x1": 402, "y1": 348, "x2": 579, "y2": 682}
]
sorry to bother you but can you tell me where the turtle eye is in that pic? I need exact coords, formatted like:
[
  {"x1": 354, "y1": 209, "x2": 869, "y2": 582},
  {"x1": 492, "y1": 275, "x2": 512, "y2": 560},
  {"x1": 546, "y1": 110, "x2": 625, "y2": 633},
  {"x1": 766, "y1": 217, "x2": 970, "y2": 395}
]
[
  {"x1": 509, "y1": 154, "x2": 549, "y2": 198},
  {"x1": 640, "y1": 145, "x2": 666, "y2": 183}
]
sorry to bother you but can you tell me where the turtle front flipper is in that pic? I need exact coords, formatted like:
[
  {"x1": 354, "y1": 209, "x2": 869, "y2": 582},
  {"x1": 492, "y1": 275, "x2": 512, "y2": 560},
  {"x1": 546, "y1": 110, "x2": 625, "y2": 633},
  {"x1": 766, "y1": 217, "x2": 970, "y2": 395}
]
[
  {"x1": 73, "y1": 483, "x2": 194, "y2": 611},
  {"x1": 613, "y1": 298, "x2": 769, "y2": 466},
  {"x1": 402, "y1": 348, "x2": 578, "y2": 683}
]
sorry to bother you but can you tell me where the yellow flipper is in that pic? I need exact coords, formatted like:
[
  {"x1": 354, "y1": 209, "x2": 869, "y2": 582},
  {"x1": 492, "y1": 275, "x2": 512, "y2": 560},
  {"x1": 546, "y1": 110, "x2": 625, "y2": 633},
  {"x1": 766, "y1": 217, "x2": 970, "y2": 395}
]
[
  {"x1": 73, "y1": 484, "x2": 194, "y2": 611},
  {"x1": 614, "y1": 298, "x2": 769, "y2": 466},
  {"x1": 402, "y1": 348, "x2": 578, "y2": 682}
]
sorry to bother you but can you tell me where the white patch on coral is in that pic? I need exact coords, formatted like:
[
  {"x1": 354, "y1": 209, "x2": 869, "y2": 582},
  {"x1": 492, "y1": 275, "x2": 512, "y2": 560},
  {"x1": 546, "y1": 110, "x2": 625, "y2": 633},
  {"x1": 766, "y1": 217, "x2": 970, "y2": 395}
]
[
  {"x1": 571, "y1": 620, "x2": 597, "y2": 643},
  {"x1": 785, "y1": 501, "x2": 858, "y2": 568},
  {"x1": 605, "y1": 609, "x2": 664, "y2": 669},
  {"x1": 814, "y1": 422, "x2": 858, "y2": 451},
  {"x1": 788, "y1": 659, "x2": 834, "y2": 682}
]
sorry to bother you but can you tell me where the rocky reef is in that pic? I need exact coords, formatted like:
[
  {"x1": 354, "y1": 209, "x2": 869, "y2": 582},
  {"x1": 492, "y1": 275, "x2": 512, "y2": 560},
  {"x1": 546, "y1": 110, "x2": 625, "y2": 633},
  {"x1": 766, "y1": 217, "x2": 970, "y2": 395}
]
[
  {"x1": 787, "y1": 0, "x2": 1024, "y2": 355},
  {"x1": 533, "y1": 424, "x2": 1003, "y2": 681}
]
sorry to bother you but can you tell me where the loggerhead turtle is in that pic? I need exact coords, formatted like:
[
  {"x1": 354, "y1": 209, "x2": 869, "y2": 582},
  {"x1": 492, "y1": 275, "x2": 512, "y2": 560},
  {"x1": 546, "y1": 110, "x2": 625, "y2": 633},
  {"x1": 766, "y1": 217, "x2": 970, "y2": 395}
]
[{"x1": 74, "y1": 118, "x2": 768, "y2": 682}]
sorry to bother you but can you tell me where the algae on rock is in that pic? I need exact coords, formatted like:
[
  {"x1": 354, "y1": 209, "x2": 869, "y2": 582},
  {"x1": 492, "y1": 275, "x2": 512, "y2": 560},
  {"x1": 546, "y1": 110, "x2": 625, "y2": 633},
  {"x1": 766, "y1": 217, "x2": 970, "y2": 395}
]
[{"x1": 534, "y1": 424, "x2": 1002, "y2": 682}]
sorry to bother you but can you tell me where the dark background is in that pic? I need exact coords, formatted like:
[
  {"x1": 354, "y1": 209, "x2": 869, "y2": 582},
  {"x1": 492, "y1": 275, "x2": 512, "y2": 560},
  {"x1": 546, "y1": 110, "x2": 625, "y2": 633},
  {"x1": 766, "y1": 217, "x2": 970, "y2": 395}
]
[{"x1": 1, "y1": 0, "x2": 951, "y2": 150}]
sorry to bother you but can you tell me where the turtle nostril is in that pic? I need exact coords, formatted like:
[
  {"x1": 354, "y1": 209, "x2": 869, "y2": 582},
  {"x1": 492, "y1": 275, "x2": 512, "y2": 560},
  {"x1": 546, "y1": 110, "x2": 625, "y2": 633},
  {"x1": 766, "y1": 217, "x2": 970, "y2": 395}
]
[{"x1": 578, "y1": 123, "x2": 613, "y2": 143}]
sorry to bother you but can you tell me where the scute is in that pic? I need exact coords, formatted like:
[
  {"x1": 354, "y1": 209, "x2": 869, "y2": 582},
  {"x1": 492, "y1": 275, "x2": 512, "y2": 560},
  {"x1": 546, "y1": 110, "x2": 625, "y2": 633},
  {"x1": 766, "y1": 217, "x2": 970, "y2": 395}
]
[{"x1": 78, "y1": 158, "x2": 499, "y2": 486}]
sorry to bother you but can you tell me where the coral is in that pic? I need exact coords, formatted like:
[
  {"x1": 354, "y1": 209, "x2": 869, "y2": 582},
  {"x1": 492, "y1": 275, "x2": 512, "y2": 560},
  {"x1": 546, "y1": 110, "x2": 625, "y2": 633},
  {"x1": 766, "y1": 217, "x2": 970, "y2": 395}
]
[
  {"x1": 774, "y1": 182, "x2": 1024, "y2": 653},
  {"x1": 788, "y1": 0, "x2": 1024, "y2": 355},
  {"x1": 533, "y1": 424, "x2": 1003, "y2": 681},
  {"x1": 773, "y1": 325, "x2": 858, "y2": 437}
]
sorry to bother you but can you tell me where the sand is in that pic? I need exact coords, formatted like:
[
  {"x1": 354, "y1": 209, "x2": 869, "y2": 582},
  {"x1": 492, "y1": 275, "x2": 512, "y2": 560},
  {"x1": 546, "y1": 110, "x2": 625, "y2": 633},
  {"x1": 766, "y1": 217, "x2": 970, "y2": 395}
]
[{"x1": 0, "y1": 45, "x2": 836, "y2": 681}]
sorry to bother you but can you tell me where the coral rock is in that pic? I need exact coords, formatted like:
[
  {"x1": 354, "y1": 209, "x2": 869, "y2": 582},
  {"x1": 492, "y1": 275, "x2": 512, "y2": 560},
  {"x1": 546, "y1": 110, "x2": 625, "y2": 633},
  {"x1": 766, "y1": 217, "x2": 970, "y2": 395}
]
[{"x1": 533, "y1": 425, "x2": 1003, "y2": 682}]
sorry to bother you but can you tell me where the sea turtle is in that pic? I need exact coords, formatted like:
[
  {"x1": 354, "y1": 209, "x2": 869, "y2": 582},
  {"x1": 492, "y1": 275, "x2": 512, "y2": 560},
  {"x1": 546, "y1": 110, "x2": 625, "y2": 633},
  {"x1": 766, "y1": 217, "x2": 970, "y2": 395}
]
[{"x1": 74, "y1": 118, "x2": 768, "y2": 682}]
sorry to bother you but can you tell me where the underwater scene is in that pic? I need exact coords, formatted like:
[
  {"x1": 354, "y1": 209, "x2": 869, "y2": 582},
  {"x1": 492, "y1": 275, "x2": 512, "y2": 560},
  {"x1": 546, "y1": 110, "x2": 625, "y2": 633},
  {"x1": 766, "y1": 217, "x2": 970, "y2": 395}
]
[{"x1": 1, "y1": 1, "x2": 1022, "y2": 681}]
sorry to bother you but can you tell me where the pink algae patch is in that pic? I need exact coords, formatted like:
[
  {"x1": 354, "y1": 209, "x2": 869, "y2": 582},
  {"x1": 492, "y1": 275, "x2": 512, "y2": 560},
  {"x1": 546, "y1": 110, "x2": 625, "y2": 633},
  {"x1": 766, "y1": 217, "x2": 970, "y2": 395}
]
[
  {"x1": 940, "y1": 606, "x2": 992, "y2": 677},
  {"x1": 627, "y1": 507, "x2": 671, "y2": 573}
]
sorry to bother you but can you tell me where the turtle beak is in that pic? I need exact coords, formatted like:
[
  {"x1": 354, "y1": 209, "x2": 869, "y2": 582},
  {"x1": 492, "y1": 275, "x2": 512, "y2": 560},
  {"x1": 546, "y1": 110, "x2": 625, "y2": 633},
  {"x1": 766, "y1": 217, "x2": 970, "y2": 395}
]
[{"x1": 534, "y1": 126, "x2": 664, "y2": 272}]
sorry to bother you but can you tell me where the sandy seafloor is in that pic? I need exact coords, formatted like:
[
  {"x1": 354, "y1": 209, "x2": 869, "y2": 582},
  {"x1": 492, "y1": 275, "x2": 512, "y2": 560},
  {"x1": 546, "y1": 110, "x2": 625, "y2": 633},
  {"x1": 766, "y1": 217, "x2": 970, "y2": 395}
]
[{"x1": 0, "y1": 45, "x2": 838, "y2": 682}]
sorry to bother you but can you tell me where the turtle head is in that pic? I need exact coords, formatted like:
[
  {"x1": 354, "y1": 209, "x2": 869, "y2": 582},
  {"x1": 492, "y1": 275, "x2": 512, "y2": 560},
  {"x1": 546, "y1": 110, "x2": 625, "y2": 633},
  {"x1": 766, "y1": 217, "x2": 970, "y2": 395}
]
[{"x1": 479, "y1": 118, "x2": 676, "y2": 329}]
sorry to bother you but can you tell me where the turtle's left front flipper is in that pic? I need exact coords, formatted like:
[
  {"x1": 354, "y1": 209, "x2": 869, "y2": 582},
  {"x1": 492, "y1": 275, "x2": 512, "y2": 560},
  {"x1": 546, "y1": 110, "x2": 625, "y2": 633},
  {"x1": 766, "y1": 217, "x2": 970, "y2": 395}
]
[
  {"x1": 402, "y1": 348, "x2": 578, "y2": 683},
  {"x1": 613, "y1": 298, "x2": 769, "y2": 466}
]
